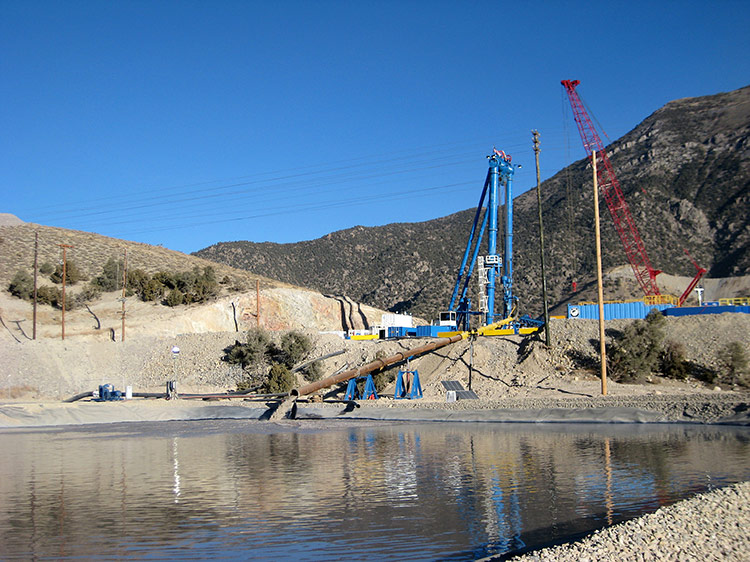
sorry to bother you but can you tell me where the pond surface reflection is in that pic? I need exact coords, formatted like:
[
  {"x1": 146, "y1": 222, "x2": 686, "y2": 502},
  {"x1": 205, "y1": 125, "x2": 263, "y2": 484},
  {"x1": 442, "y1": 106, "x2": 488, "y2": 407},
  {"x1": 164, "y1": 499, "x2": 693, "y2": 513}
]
[{"x1": 0, "y1": 420, "x2": 748, "y2": 560}]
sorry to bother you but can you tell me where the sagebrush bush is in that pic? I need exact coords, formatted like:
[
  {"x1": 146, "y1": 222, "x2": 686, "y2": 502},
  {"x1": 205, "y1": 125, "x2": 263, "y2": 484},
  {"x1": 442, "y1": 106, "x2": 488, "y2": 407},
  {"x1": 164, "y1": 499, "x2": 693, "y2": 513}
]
[
  {"x1": 223, "y1": 328, "x2": 272, "y2": 371},
  {"x1": 661, "y1": 340, "x2": 689, "y2": 380},
  {"x1": 608, "y1": 310, "x2": 666, "y2": 383},
  {"x1": 303, "y1": 360, "x2": 324, "y2": 382},
  {"x1": 719, "y1": 342, "x2": 749, "y2": 387},
  {"x1": 266, "y1": 362, "x2": 295, "y2": 393},
  {"x1": 9, "y1": 270, "x2": 33, "y2": 300},
  {"x1": 164, "y1": 288, "x2": 184, "y2": 307},
  {"x1": 280, "y1": 331, "x2": 312, "y2": 368},
  {"x1": 91, "y1": 257, "x2": 123, "y2": 292},
  {"x1": 50, "y1": 260, "x2": 86, "y2": 285}
]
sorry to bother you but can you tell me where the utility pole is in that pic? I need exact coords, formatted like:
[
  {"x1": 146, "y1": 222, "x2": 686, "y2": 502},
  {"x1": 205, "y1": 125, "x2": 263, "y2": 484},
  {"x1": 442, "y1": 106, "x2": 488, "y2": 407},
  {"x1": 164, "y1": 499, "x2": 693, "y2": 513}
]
[
  {"x1": 256, "y1": 279, "x2": 260, "y2": 328},
  {"x1": 533, "y1": 130, "x2": 551, "y2": 347},
  {"x1": 120, "y1": 249, "x2": 128, "y2": 342},
  {"x1": 59, "y1": 244, "x2": 74, "y2": 340},
  {"x1": 592, "y1": 152, "x2": 607, "y2": 396},
  {"x1": 33, "y1": 232, "x2": 38, "y2": 340}
]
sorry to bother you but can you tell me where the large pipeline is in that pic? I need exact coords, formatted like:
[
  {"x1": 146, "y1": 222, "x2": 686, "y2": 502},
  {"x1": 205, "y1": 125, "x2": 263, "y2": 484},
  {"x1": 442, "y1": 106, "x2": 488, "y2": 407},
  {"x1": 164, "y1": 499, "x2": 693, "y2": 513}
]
[
  {"x1": 291, "y1": 333, "x2": 467, "y2": 398},
  {"x1": 290, "y1": 317, "x2": 518, "y2": 399}
]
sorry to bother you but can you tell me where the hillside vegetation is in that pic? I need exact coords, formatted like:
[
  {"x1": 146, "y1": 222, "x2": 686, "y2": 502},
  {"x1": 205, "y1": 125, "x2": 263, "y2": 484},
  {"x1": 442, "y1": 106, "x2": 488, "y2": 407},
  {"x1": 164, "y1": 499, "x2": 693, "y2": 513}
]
[
  {"x1": 0, "y1": 223, "x2": 283, "y2": 296},
  {"x1": 196, "y1": 85, "x2": 750, "y2": 319}
]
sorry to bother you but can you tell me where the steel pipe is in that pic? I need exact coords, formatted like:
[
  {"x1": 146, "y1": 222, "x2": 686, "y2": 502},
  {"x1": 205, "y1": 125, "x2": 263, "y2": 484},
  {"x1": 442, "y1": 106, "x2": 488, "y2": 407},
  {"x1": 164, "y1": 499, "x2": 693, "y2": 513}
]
[{"x1": 291, "y1": 333, "x2": 467, "y2": 398}]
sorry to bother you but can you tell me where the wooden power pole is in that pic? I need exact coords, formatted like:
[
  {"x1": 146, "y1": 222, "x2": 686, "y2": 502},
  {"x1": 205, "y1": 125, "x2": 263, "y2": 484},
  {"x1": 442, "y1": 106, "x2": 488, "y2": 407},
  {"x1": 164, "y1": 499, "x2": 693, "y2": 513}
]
[
  {"x1": 533, "y1": 130, "x2": 551, "y2": 347},
  {"x1": 121, "y1": 249, "x2": 128, "y2": 342},
  {"x1": 59, "y1": 244, "x2": 74, "y2": 340},
  {"x1": 592, "y1": 152, "x2": 607, "y2": 395},
  {"x1": 33, "y1": 232, "x2": 38, "y2": 340}
]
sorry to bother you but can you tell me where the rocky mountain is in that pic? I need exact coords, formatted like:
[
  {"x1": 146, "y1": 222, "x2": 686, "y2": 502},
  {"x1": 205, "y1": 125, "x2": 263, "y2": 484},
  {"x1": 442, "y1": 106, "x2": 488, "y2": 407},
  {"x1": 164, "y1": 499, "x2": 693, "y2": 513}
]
[{"x1": 196, "y1": 85, "x2": 750, "y2": 320}]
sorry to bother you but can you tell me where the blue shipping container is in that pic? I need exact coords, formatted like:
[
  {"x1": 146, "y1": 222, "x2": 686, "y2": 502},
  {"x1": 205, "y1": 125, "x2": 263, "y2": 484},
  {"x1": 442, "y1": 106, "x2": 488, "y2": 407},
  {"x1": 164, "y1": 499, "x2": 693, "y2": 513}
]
[{"x1": 568, "y1": 302, "x2": 674, "y2": 320}]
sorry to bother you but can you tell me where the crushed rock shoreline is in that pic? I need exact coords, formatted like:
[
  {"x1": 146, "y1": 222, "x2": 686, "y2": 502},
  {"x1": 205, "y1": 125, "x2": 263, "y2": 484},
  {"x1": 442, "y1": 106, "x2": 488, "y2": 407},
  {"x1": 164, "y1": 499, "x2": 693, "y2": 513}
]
[{"x1": 506, "y1": 481, "x2": 750, "y2": 561}]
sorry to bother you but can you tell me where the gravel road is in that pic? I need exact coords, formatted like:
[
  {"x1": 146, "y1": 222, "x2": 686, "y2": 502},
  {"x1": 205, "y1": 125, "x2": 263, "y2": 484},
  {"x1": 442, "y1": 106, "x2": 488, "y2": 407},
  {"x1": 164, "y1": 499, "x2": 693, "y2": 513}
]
[{"x1": 508, "y1": 481, "x2": 750, "y2": 561}]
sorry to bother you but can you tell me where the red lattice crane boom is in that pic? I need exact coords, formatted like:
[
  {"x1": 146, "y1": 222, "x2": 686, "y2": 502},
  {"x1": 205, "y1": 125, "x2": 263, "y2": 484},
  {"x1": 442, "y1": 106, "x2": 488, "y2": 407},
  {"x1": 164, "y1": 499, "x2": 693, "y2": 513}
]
[{"x1": 561, "y1": 79, "x2": 662, "y2": 297}]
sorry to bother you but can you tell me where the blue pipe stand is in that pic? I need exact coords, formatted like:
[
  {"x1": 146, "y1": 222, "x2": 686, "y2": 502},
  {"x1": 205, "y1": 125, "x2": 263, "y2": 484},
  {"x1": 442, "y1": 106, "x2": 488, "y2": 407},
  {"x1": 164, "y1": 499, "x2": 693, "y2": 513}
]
[
  {"x1": 344, "y1": 378, "x2": 359, "y2": 400},
  {"x1": 394, "y1": 370, "x2": 423, "y2": 400},
  {"x1": 362, "y1": 375, "x2": 378, "y2": 400},
  {"x1": 345, "y1": 375, "x2": 379, "y2": 400}
]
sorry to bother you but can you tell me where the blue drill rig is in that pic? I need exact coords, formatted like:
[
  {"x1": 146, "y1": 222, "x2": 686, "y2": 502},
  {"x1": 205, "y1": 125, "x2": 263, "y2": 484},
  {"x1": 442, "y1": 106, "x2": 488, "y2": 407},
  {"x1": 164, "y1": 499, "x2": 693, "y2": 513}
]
[{"x1": 446, "y1": 149, "x2": 540, "y2": 333}]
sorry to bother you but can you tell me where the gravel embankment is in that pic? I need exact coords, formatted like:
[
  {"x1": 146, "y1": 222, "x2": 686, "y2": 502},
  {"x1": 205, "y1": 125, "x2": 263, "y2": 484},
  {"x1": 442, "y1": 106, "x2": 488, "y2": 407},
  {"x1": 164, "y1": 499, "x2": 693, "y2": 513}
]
[{"x1": 508, "y1": 481, "x2": 750, "y2": 561}]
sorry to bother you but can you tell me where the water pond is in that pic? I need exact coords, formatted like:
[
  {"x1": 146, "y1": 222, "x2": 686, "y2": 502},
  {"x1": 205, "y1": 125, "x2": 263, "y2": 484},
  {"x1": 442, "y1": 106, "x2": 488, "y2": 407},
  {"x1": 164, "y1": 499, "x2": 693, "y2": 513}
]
[{"x1": 0, "y1": 419, "x2": 748, "y2": 560}]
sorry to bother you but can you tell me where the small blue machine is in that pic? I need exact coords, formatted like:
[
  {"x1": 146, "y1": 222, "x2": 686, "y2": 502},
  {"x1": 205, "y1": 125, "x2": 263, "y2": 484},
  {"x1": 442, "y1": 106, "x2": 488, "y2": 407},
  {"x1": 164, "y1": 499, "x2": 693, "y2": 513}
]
[
  {"x1": 344, "y1": 374, "x2": 378, "y2": 400},
  {"x1": 394, "y1": 370, "x2": 423, "y2": 400},
  {"x1": 96, "y1": 384, "x2": 123, "y2": 401}
]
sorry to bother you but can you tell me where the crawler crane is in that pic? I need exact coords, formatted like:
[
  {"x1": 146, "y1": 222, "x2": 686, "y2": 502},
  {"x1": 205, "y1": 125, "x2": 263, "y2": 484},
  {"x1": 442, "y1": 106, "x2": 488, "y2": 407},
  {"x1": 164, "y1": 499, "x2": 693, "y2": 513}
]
[{"x1": 561, "y1": 79, "x2": 706, "y2": 305}]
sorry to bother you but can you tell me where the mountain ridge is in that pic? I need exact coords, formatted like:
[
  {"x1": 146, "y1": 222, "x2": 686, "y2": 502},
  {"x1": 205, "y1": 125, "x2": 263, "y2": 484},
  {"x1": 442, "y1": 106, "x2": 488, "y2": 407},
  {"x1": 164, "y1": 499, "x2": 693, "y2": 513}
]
[{"x1": 195, "y1": 85, "x2": 749, "y2": 319}]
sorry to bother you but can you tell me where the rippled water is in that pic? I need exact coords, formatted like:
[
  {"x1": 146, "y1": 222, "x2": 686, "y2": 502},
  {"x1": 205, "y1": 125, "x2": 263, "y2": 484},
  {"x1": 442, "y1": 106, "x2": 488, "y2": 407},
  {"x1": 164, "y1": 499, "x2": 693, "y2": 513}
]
[{"x1": 0, "y1": 420, "x2": 748, "y2": 560}]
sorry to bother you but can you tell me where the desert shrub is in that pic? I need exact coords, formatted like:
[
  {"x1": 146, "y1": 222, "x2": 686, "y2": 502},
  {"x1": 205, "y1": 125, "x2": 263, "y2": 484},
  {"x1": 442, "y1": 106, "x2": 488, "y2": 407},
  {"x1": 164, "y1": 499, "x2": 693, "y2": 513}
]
[
  {"x1": 9, "y1": 270, "x2": 33, "y2": 300},
  {"x1": 302, "y1": 360, "x2": 324, "y2": 382},
  {"x1": 236, "y1": 377, "x2": 256, "y2": 392},
  {"x1": 153, "y1": 271, "x2": 177, "y2": 290},
  {"x1": 719, "y1": 342, "x2": 749, "y2": 387},
  {"x1": 266, "y1": 362, "x2": 294, "y2": 393},
  {"x1": 35, "y1": 285, "x2": 74, "y2": 310},
  {"x1": 279, "y1": 331, "x2": 312, "y2": 368},
  {"x1": 608, "y1": 310, "x2": 666, "y2": 383},
  {"x1": 223, "y1": 328, "x2": 272, "y2": 370},
  {"x1": 661, "y1": 341, "x2": 689, "y2": 380},
  {"x1": 224, "y1": 342, "x2": 257, "y2": 369},
  {"x1": 39, "y1": 262, "x2": 54, "y2": 275},
  {"x1": 164, "y1": 288, "x2": 184, "y2": 307},
  {"x1": 91, "y1": 258, "x2": 123, "y2": 292},
  {"x1": 50, "y1": 260, "x2": 86, "y2": 285},
  {"x1": 140, "y1": 279, "x2": 165, "y2": 302},
  {"x1": 36, "y1": 285, "x2": 61, "y2": 307},
  {"x1": 127, "y1": 269, "x2": 149, "y2": 296},
  {"x1": 246, "y1": 327, "x2": 272, "y2": 357},
  {"x1": 75, "y1": 285, "x2": 102, "y2": 305}
]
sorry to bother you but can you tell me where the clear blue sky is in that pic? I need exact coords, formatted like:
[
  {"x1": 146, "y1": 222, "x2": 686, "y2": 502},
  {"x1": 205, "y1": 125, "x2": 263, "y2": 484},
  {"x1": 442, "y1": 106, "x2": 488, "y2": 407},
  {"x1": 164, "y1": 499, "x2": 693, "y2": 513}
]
[{"x1": 2, "y1": 1, "x2": 748, "y2": 254}]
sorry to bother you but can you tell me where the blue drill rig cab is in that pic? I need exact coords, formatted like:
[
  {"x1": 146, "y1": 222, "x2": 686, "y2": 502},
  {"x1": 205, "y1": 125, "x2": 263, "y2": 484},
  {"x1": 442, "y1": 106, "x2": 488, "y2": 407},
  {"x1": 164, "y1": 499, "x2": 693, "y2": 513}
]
[{"x1": 446, "y1": 149, "x2": 521, "y2": 331}]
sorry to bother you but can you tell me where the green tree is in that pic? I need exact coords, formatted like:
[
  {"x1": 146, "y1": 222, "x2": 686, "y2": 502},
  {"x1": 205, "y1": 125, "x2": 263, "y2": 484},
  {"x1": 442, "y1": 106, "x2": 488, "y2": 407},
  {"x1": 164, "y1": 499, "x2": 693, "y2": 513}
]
[{"x1": 39, "y1": 262, "x2": 54, "y2": 275}]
